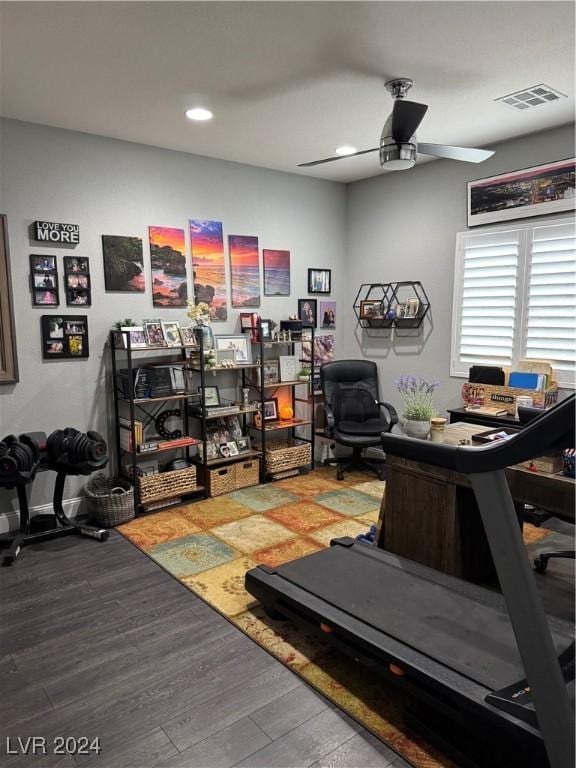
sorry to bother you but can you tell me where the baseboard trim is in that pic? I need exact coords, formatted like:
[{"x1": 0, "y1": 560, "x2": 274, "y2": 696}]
[{"x1": 0, "y1": 497, "x2": 83, "y2": 535}]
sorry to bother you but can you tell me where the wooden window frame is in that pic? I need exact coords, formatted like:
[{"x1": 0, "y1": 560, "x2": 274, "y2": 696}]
[{"x1": 0, "y1": 214, "x2": 19, "y2": 384}]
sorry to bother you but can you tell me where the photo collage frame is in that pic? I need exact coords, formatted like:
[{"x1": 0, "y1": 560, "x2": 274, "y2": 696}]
[
  {"x1": 41, "y1": 315, "x2": 89, "y2": 359},
  {"x1": 64, "y1": 256, "x2": 91, "y2": 307},
  {"x1": 30, "y1": 254, "x2": 59, "y2": 307}
]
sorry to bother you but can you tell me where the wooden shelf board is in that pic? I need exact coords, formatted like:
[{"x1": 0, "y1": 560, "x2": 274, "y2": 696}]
[
  {"x1": 249, "y1": 419, "x2": 312, "y2": 432},
  {"x1": 121, "y1": 439, "x2": 199, "y2": 458},
  {"x1": 191, "y1": 449, "x2": 261, "y2": 468},
  {"x1": 118, "y1": 393, "x2": 193, "y2": 405},
  {"x1": 189, "y1": 407, "x2": 260, "y2": 421}
]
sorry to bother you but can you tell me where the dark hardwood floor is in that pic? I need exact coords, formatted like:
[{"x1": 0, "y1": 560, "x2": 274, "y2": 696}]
[{"x1": 0, "y1": 533, "x2": 409, "y2": 768}]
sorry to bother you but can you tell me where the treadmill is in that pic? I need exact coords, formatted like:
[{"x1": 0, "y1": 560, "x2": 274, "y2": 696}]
[{"x1": 245, "y1": 395, "x2": 575, "y2": 768}]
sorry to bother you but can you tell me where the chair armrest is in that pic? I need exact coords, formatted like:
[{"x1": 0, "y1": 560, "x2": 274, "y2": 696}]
[
  {"x1": 378, "y1": 401, "x2": 399, "y2": 429},
  {"x1": 324, "y1": 403, "x2": 335, "y2": 431}
]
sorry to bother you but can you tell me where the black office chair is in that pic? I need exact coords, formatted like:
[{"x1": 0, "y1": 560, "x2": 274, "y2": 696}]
[
  {"x1": 320, "y1": 360, "x2": 398, "y2": 480},
  {"x1": 518, "y1": 405, "x2": 575, "y2": 574}
]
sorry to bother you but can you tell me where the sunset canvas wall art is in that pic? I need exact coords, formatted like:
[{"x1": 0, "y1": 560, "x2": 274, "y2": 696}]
[
  {"x1": 263, "y1": 249, "x2": 290, "y2": 296},
  {"x1": 189, "y1": 220, "x2": 228, "y2": 321},
  {"x1": 229, "y1": 234, "x2": 260, "y2": 307},
  {"x1": 102, "y1": 235, "x2": 145, "y2": 292},
  {"x1": 149, "y1": 226, "x2": 187, "y2": 307}
]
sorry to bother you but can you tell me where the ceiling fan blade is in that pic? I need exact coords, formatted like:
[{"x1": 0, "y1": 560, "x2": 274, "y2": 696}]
[
  {"x1": 297, "y1": 147, "x2": 380, "y2": 167},
  {"x1": 418, "y1": 142, "x2": 495, "y2": 163},
  {"x1": 391, "y1": 100, "x2": 428, "y2": 143}
]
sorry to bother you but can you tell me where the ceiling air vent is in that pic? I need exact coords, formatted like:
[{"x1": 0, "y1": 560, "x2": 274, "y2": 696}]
[{"x1": 496, "y1": 84, "x2": 567, "y2": 110}]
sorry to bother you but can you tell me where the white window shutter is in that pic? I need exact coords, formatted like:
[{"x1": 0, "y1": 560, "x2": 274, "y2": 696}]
[
  {"x1": 451, "y1": 229, "x2": 520, "y2": 376},
  {"x1": 524, "y1": 221, "x2": 576, "y2": 387}
]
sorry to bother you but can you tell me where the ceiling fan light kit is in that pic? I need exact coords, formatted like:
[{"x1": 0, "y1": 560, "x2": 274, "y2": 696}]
[{"x1": 299, "y1": 78, "x2": 495, "y2": 171}]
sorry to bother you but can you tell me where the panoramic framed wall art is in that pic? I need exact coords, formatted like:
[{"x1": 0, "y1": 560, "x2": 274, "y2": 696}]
[
  {"x1": 467, "y1": 158, "x2": 576, "y2": 227},
  {"x1": 263, "y1": 249, "x2": 290, "y2": 296},
  {"x1": 102, "y1": 235, "x2": 145, "y2": 291},
  {"x1": 0, "y1": 215, "x2": 18, "y2": 383},
  {"x1": 189, "y1": 219, "x2": 228, "y2": 321},
  {"x1": 149, "y1": 226, "x2": 187, "y2": 307},
  {"x1": 229, "y1": 234, "x2": 260, "y2": 308}
]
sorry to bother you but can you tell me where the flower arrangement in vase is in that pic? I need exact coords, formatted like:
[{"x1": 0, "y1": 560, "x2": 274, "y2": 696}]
[{"x1": 395, "y1": 375, "x2": 439, "y2": 439}]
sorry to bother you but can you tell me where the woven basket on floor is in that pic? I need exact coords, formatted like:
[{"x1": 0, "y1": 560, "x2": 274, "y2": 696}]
[
  {"x1": 234, "y1": 458, "x2": 260, "y2": 489},
  {"x1": 265, "y1": 439, "x2": 311, "y2": 475},
  {"x1": 204, "y1": 464, "x2": 236, "y2": 497},
  {"x1": 85, "y1": 474, "x2": 135, "y2": 527}
]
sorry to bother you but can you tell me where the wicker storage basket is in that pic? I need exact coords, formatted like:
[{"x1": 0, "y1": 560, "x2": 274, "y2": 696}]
[
  {"x1": 462, "y1": 381, "x2": 558, "y2": 416},
  {"x1": 264, "y1": 439, "x2": 311, "y2": 475},
  {"x1": 234, "y1": 458, "x2": 260, "y2": 490},
  {"x1": 139, "y1": 466, "x2": 197, "y2": 505},
  {"x1": 204, "y1": 464, "x2": 236, "y2": 497},
  {"x1": 85, "y1": 474, "x2": 135, "y2": 527}
]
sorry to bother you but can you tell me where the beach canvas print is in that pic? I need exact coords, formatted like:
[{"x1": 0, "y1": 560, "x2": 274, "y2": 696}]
[
  {"x1": 189, "y1": 220, "x2": 228, "y2": 321},
  {"x1": 102, "y1": 235, "x2": 145, "y2": 292},
  {"x1": 263, "y1": 249, "x2": 290, "y2": 296},
  {"x1": 149, "y1": 226, "x2": 187, "y2": 307},
  {"x1": 229, "y1": 234, "x2": 260, "y2": 308}
]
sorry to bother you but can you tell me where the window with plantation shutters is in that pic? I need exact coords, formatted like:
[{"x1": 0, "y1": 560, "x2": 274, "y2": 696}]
[{"x1": 451, "y1": 217, "x2": 575, "y2": 388}]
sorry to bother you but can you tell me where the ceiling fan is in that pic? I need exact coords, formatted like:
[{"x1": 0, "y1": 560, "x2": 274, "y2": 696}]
[{"x1": 298, "y1": 78, "x2": 495, "y2": 170}]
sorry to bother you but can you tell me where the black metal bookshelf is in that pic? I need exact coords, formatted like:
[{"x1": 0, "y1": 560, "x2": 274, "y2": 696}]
[{"x1": 109, "y1": 330, "x2": 206, "y2": 514}]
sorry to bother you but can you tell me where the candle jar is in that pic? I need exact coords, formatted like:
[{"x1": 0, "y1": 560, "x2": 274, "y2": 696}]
[{"x1": 430, "y1": 417, "x2": 447, "y2": 443}]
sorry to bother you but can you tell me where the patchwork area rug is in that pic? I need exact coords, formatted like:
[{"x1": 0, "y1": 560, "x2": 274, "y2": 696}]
[{"x1": 118, "y1": 468, "x2": 552, "y2": 768}]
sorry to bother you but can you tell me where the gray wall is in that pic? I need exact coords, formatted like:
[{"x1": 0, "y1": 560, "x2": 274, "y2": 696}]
[
  {"x1": 0, "y1": 119, "x2": 347, "y2": 516},
  {"x1": 344, "y1": 124, "x2": 575, "y2": 416}
]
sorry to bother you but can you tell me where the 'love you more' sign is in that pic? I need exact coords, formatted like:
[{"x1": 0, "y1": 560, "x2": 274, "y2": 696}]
[{"x1": 34, "y1": 221, "x2": 80, "y2": 244}]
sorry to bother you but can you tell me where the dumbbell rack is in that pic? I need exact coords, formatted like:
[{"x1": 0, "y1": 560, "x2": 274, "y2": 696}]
[{"x1": 0, "y1": 438, "x2": 110, "y2": 567}]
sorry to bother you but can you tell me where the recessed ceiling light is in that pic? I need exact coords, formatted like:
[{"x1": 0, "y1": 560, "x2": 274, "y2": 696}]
[
  {"x1": 335, "y1": 145, "x2": 357, "y2": 156},
  {"x1": 185, "y1": 107, "x2": 214, "y2": 121}
]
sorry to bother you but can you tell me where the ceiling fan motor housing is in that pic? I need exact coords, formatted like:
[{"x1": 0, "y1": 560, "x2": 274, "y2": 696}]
[{"x1": 380, "y1": 115, "x2": 416, "y2": 169}]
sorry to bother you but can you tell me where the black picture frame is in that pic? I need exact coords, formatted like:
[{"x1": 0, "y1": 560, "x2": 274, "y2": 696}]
[
  {"x1": 63, "y1": 256, "x2": 92, "y2": 307},
  {"x1": 308, "y1": 268, "x2": 331, "y2": 294},
  {"x1": 259, "y1": 318, "x2": 273, "y2": 341},
  {"x1": 298, "y1": 298, "x2": 317, "y2": 328},
  {"x1": 263, "y1": 397, "x2": 279, "y2": 421},
  {"x1": 30, "y1": 254, "x2": 59, "y2": 307},
  {"x1": 41, "y1": 315, "x2": 89, "y2": 359},
  {"x1": 203, "y1": 385, "x2": 221, "y2": 407}
]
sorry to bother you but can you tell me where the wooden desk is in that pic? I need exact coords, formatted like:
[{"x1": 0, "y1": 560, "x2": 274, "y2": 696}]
[
  {"x1": 377, "y1": 423, "x2": 574, "y2": 582},
  {"x1": 447, "y1": 406, "x2": 521, "y2": 429}
]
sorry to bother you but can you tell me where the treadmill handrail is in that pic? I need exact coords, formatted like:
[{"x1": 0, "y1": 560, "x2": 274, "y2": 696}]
[{"x1": 381, "y1": 394, "x2": 574, "y2": 473}]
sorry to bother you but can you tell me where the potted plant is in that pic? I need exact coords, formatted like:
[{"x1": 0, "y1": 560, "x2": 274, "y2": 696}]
[
  {"x1": 395, "y1": 375, "x2": 439, "y2": 439},
  {"x1": 298, "y1": 368, "x2": 310, "y2": 382}
]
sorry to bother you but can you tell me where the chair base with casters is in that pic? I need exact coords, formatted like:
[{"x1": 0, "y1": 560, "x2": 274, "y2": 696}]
[
  {"x1": 534, "y1": 550, "x2": 575, "y2": 574},
  {"x1": 329, "y1": 441, "x2": 386, "y2": 481}
]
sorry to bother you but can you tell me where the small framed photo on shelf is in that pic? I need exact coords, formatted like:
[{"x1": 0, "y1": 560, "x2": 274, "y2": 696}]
[
  {"x1": 359, "y1": 299, "x2": 384, "y2": 320},
  {"x1": 263, "y1": 397, "x2": 279, "y2": 421},
  {"x1": 227, "y1": 441, "x2": 239, "y2": 457},
  {"x1": 214, "y1": 334, "x2": 252, "y2": 364},
  {"x1": 143, "y1": 319, "x2": 166, "y2": 347},
  {"x1": 308, "y1": 268, "x2": 331, "y2": 294},
  {"x1": 179, "y1": 326, "x2": 198, "y2": 347},
  {"x1": 260, "y1": 319, "x2": 273, "y2": 341},
  {"x1": 161, "y1": 320, "x2": 181, "y2": 347},
  {"x1": 405, "y1": 297, "x2": 420, "y2": 318},
  {"x1": 240, "y1": 312, "x2": 261, "y2": 342},
  {"x1": 63, "y1": 256, "x2": 91, "y2": 307},
  {"x1": 41, "y1": 315, "x2": 89, "y2": 359},
  {"x1": 279, "y1": 355, "x2": 298, "y2": 382},
  {"x1": 30, "y1": 254, "x2": 59, "y2": 307},
  {"x1": 203, "y1": 385, "x2": 221, "y2": 407},
  {"x1": 261, "y1": 360, "x2": 280, "y2": 386},
  {"x1": 298, "y1": 299, "x2": 317, "y2": 328},
  {"x1": 121, "y1": 326, "x2": 147, "y2": 349},
  {"x1": 237, "y1": 436, "x2": 251, "y2": 453}
]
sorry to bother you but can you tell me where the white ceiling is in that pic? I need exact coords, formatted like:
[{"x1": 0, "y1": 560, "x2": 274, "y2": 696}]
[{"x1": 1, "y1": 1, "x2": 574, "y2": 183}]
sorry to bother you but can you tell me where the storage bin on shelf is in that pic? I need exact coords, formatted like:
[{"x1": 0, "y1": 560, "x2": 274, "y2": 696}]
[
  {"x1": 234, "y1": 458, "x2": 260, "y2": 490},
  {"x1": 264, "y1": 439, "x2": 311, "y2": 476},
  {"x1": 204, "y1": 464, "x2": 236, "y2": 497},
  {"x1": 461, "y1": 381, "x2": 558, "y2": 416},
  {"x1": 139, "y1": 466, "x2": 197, "y2": 505}
]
